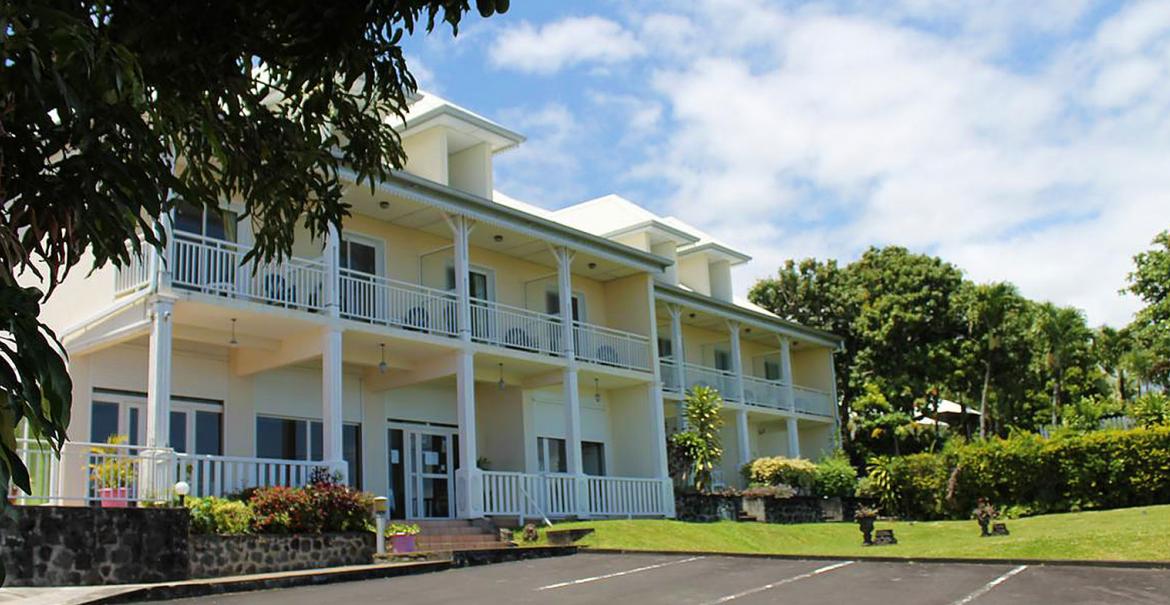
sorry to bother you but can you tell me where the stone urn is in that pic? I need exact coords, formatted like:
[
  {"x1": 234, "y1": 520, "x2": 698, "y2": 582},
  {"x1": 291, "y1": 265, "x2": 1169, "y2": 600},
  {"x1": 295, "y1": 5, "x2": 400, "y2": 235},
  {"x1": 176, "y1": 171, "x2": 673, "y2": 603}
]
[{"x1": 858, "y1": 516, "x2": 875, "y2": 545}]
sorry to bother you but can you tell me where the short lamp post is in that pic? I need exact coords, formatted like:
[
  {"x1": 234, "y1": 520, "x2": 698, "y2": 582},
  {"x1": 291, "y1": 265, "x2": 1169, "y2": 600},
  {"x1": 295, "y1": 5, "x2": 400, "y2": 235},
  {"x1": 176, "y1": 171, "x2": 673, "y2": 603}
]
[
  {"x1": 373, "y1": 496, "x2": 389, "y2": 555},
  {"x1": 174, "y1": 481, "x2": 190, "y2": 507}
]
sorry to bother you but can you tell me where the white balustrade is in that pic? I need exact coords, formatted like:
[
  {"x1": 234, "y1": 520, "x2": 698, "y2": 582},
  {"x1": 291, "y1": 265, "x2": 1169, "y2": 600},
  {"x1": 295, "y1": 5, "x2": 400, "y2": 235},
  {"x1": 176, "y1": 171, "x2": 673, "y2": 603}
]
[
  {"x1": 470, "y1": 298, "x2": 562, "y2": 356},
  {"x1": 339, "y1": 269, "x2": 459, "y2": 337},
  {"x1": 170, "y1": 233, "x2": 327, "y2": 311},
  {"x1": 573, "y1": 321, "x2": 652, "y2": 372},
  {"x1": 682, "y1": 362, "x2": 739, "y2": 401},
  {"x1": 174, "y1": 453, "x2": 324, "y2": 498},
  {"x1": 793, "y1": 385, "x2": 835, "y2": 417},
  {"x1": 481, "y1": 471, "x2": 670, "y2": 519},
  {"x1": 742, "y1": 375, "x2": 790, "y2": 410},
  {"x1": 586, "y1": 476, "x2": 669, "y2": 517},
  {"x1": 113, "y1": 245, "x2": 152, "y2": 296},
  {"x1": 660, "y1": 359, "x2": 681, "y2": 393}
]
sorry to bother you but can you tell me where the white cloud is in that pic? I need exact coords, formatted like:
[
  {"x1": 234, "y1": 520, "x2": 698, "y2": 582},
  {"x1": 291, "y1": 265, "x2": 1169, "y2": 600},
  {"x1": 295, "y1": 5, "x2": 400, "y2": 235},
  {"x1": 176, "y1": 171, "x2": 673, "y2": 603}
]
[
  {"x1": 492, "y1": 104, "x2": 586, "y2": 205},
  {"x1": 628, "y1": 0, "x2": 1170, "y2": 326},
  {"x1": 489, "y1": 16, "x2": 643, "y2": 74}
]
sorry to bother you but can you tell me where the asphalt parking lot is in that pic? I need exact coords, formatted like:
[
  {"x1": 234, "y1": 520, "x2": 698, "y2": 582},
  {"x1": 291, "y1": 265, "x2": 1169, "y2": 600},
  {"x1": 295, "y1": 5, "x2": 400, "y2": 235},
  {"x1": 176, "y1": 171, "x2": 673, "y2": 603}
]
[{"x1": 164, "y1": 553, "x2": 1170, "y2": 605}]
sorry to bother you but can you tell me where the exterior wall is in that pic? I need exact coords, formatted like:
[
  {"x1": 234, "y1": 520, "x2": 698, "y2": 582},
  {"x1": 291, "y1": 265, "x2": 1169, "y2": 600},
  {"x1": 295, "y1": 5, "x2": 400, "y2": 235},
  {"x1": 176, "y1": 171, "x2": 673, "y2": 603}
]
[
  {"x1": 189, "y1": 533, "x2": 373, "y2": 579},
  {"x1": 708, "y1": 260, "x2": 733, "y2": 302},
  {"x1": 527, "y1": 388, "x2": 614, "y2": 474},
  {"x1": 448, "y1": 142, "x2": 492, "y2": 198},
  {"x1": 792, "y1": 346, "x2": 835, "y2": 391},
  {"x1": 799, "y1": 421, "x2": 837, "y2": 459},
  {"x1": 607, "y1": 384, "x2": 658, "y2": 477},
  {"x1": 677, "y1": 254, "x2": 711, "y2": 296},
  {"x1": 23, "y1": 249, "x2": 119, "y2": 335},
  {"x1": 475, "y1": 384, "x2": 526, "y2": 473},
  {"x1": 0, "y1": 506, "x2": 190, "y2": 586},
  {"x1": 402, "y1": 127, "x2": 448, "y2": 185},
  {"x1": 602, "y1": 273, "x2": 653, "y2": 336}
]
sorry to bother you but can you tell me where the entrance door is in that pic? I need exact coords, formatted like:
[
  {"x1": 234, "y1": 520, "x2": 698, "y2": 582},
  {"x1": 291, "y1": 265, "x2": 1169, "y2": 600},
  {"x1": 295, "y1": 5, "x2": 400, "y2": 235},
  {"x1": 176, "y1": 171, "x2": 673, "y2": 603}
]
[{"x1": 388, "y1": 425, "x2": 459, "y2": 519}]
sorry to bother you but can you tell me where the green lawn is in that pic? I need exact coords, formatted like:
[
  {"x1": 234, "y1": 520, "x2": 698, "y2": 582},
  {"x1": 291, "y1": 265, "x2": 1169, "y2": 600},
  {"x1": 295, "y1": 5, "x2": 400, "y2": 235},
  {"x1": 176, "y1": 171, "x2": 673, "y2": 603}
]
[{"x1": 534, "y1": 505, "x2": 1170, "y2": 562}]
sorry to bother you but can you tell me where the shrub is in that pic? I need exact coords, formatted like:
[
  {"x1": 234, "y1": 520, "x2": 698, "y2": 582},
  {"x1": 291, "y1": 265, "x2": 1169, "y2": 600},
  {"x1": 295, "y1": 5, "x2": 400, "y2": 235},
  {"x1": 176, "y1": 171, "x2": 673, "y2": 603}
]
[
  {"x1": 742, "y1": 457, "x2": 817, "y2": 493},
  {"x1": 386, "y1": 522, "x2": 420, "y2": 536},
  {"x1": 1131, "y1": 392, "x2": 1170, "y2": 428},
  {"x1": 813, "y1": 453, "x2": 858, "y2": 498},
  {"x1": 249, "y1": 486, "x2": 319, "y2": 533},
  {"x1": 888, "y1": 453, "x2": 949, "y2": 519},
  {"x1": 306, "y1": 477, "x2": 374, "y2": 532},
  {"x1": 187, "y1": 496, "x2": 253, "y2": 535}
]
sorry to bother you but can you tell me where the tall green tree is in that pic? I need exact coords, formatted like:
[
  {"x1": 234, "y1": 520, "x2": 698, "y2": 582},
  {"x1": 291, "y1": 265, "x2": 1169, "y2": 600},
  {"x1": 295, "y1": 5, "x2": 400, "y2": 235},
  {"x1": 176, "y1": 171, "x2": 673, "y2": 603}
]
[
  {"x1": 960, "y1": 282, "x2": 1027, "y2": 438},
  {"x1": 1126, "y1": 230, "x2": 1170, "y2": 388},
  {"x1": 1092, "y1": 325, "x2": 1133, "y2": 401},
  {"x1": 1032, "y1": 303, "x2": 1093, "y2": 426},
  {"x1": 0, "y1": 0, "x2": 508, "y2": 545}
]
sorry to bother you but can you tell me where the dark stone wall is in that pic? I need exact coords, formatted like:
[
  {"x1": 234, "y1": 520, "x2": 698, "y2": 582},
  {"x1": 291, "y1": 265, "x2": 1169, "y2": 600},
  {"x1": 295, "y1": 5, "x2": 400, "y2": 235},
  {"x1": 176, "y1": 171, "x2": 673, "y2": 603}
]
[
  {"x1": 674, "y1": 492, "x2": 741, "y2": 522},
  {"x1": 188, "y1": 533, "x2": 374, "y2": 578},
  {"x1": 0, "y1": 506, "x2": 190, "y2": 586},
  {"x1": 762, "y1": 496, "x2": 823, "y2": 523}
]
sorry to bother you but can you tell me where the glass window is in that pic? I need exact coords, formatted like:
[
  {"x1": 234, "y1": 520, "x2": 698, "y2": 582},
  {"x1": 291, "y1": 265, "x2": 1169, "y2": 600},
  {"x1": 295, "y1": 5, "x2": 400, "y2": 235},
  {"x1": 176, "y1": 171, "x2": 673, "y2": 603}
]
[
  {"x1": 582, "y1": 441, "x2": 606, "y2": 476},
  {"x1": 545, "y1": 291, "x2": 582, "y2": 319},
  {"x1": 127, "y1": 407, "x2": 141, "y2": 445},
  {"x1": 256, "y1": 416, "x2": 308, "y2": 460},
  {"x1": 447, "y1": 267, "x2": 492, "y2": 300},
  {"x1": 195, "y1": 411, "x2": 223, "y2": 455},
  {"x1": 170, "y1": 411, "x2": 188, "y2": 453},
  {"x1": 343, "y1": 424, "x2": 362, "y2": 489},
  {"x1": 764, "y1": 360, "x2": 782, "y2": 381},
  {"x1": 311, "y1": 421, "x2": 323, "y2": 461},
  {"x1": 537, "y1": 437, "x2": 567, "y2": 473},
  {"x1": 173, "y1": 199, "x2": 237, "y2": 241},
  {"x1": 657, "y1": 338, "x2": 673, "y2": 359},
  {"x1": 339, "y1": 239, "x2": 378, "y2": 274},
  {"x1": 91, "y1": 402, "x2": 119, "y2": 443},
  {"x1": 714, "y1": 349, "x2": 732, "y2": 372}
]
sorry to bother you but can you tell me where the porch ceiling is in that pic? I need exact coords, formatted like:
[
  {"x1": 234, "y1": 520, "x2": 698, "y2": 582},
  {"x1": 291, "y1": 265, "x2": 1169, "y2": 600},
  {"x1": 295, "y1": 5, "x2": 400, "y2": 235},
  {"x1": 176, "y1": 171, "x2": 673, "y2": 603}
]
[{"x1": 655, "y1": 299, "x2": 818, "y2": 352}]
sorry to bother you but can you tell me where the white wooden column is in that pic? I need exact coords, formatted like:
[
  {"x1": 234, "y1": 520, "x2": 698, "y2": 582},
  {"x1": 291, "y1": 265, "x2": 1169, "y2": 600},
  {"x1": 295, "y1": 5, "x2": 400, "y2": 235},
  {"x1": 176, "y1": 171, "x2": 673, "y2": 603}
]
[
  {"x1": 321, "y1": 327, "x2": 344, "y2": 471},
  {"x1": 727, "y1": 320, "x2": 745, "y2": 403},
  {"x1": 446, "y1": 214, "x2": 474, "y2": 341},
  {"x1": 786, "y1": 417, "x2": 801, "y2": 459},
  {"x1": 152, "y1": 212, "x2": 173, "y2": 293},
  {"x1": 780, "y1": 336, "x2": 796, "y2": 412},
  {"x1": 145, "y1": 298, "x2": 174, "y2": 448},
  {"x1": 553, "y1": 246, "x2": 583, "y2": 478},
  {"x1": 324, "y1": 223, "x2": 341, "y2": 318},
  {"x1": 736, "y1": 409, "x2": 751, "y2": 467},
  {"x1": 666, "y1": 303, "x2": 686, "y2": 394},
  {"x1": 455, "y1": 349, "x2": 482, "y2": 518}
]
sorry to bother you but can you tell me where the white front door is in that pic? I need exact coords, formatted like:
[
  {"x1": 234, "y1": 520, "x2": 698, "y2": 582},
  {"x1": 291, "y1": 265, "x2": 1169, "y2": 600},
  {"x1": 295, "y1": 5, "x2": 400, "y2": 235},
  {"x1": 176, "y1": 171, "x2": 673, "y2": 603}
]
[{"x1": 389, "y1": 425, "x2": 458, "y2": 519}]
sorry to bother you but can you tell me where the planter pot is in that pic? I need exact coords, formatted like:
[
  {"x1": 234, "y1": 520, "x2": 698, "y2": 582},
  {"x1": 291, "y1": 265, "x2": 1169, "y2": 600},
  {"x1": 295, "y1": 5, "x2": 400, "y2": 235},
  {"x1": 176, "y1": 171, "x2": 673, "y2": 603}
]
[
  {"x1": 390, "y1": 534, "x2": 416, "y2": 553},
  {"x1": 98, "y1": 487, "x2": 129, "y2": 508},
  {"x1": 857, "y1": 517, "x2": 875, "y2": 545}
]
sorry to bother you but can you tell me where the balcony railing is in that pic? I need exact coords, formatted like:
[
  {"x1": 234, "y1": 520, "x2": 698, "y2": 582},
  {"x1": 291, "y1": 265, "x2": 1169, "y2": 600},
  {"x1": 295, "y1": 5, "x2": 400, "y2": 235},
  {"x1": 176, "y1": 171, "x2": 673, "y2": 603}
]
[
  {"x1": 174, "y1": 453, "x2": 326, "y2": 498},
  {"x1": 574, "y1": 321, "x2": 652, "y2": 372},
  {"x1": 794, "y1": 386, "x2": 836, "y2": 417},
  {"x1": 742, "y1": 375, "x2": 792, "y2": 411},
  {"x1": 681, "y1": 362, "x2": 739, "y2": 400},
  {"x1": 116, "y1": 234, "x2": 654, "y2": 373},
  {"x1": 114, "y1": 245, "x2": 152, "y2": 297},
  {"x1": 480, "y1": 470, "x2": 671, "y2": 521},
  {"x1": 171, "y1": 232, "x2": 328, "y2": 311}
]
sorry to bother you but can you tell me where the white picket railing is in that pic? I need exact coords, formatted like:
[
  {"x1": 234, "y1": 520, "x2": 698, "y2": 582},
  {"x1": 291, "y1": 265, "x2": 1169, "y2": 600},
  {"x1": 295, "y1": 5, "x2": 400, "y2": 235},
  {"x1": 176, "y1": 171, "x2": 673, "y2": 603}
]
[
  {"x1": 660, "y1": 359, "x2": 682, "y2": 393},
  {"x1": 682, "y1": 362, "x2": 739, "y2": 401},
  {"x1": 742, "y1": 375, "x2": 791, "y2": 411},
  {"x1": 471, "y1": 298, "x2": 562, "y2": 357},
  {"x1": 114, "y1": 246, "x2": 152, "y2": 296},
  {"x1": 339, "y1": 269, "x2": 459, "y2": 337},
  {"x1": 586, "y1": 476, "x2": 669, "y2": 517},
  {"x1": 480, "y1": 471, "x2": 670, "y2": 520},
  {"x1": 170, "y1": 233, "x2": 328, "y2": 311},
  {"x1": 174, "y1": 453, "x2": 328, "y2": 498},
  {"x1": 574, "y1": 321, "x2": 652, "y2": 372},
  {"x1": 793, "y1": 385, "x2": 835, "y2": 417}
]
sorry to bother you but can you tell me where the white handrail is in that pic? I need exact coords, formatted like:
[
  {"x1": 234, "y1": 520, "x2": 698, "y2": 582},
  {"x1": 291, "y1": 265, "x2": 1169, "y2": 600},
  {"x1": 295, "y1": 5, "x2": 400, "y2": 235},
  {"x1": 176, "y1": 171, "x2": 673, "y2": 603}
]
[
  {"x1": 174, "y1": 453, "x2": 326, "y2": 497},
  {"x1": 573, "y1": 320, "x2": 652, "y2": 371},
  {"x1": 471, "y1": 297, "x2": 562, "y2": 357},
  {"x1": 339, "y1": 268, "x2": 459, "y2": 337},
  {"x1": 170, "y1": 232, "x2": 328, "y2": 311},
  {"x1": 793, "y1": 385, "x2": 835, "y2": 417},
  {"x1": 742, "y1": 375, "x2": 790, "y2": 410}
]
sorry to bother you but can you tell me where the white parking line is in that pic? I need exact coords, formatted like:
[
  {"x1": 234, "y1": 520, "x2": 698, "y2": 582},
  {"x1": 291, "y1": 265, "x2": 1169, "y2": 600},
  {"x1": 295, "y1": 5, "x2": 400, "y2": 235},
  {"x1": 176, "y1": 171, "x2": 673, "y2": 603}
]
[
  {"x1": 535, "y1": 556, "x2": 706, "y2": 591},
  {"x1": 950, "y1": 565, "x2": 1029, "y2": 605},
  {"x1": 702, "y1": 560, "x2": 856, "y2": 604}
]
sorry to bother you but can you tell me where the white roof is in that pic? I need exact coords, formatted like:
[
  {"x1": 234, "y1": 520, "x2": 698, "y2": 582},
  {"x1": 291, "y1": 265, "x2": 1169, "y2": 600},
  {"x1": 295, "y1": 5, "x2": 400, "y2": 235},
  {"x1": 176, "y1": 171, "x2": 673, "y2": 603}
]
[
  {"x1": 492, "y1": 190, "x2": 557, "y2": 220},
  {"x1": 551, "y1": 194, "x2": 663, "y2": 236},
  {"x1": 395, "y1": 90, "x2": 525, "y2": 152}
]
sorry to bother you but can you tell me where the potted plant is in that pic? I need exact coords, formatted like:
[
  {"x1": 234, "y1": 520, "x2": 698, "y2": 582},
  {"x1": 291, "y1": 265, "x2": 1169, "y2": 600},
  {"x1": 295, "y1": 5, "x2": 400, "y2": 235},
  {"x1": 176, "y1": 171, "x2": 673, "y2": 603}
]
[
  {"x1": 974, "y1": 498, "x2": 997, "y2": 537},
  {"x1": 855, "y1": 505, "x2": 878, "y2": 545},
  {"x1": 387, "y1": 522, "x2": 421, "y2": 553},
  {"x1": 88, "y1": 435, "x2": 136, "y2": 508}
]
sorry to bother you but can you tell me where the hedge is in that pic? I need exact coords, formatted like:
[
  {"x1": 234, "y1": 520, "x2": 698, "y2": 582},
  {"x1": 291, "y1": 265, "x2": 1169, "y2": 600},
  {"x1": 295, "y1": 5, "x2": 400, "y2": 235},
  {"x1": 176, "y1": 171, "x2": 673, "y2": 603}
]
[{"x1": 875, "y1": 425, "x2": 1170, "y2": 519}]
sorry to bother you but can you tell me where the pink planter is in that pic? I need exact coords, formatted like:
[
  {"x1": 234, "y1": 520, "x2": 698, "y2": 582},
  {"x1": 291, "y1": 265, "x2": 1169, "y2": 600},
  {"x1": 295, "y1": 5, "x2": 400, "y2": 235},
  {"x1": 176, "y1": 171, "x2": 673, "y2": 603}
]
[
  {"x1": 390, "y1": 534, "x2": 416, "y2": 553},
  {"x1": 98, "y1": 487, "x2": 129, "y2": 508}
]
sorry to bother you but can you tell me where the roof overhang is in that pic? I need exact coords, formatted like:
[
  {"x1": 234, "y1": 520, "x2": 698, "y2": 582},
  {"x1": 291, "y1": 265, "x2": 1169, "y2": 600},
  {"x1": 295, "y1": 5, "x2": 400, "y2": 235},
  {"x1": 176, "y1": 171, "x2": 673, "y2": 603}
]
[
  {"x1": 397, "y1": 105, "x2": 525, "y2": 154},
  {"x1": 678, "y1": 242, "x2": 752, "y2": 265},
  {"x1": 604, "y1": 220, "x2": 700, "y2": 247},
  {"x1": 343, "y1": 169, "x2": 673, "y2": 275},
  {"x1": 655, "y1": 283, "x2": 843, "y2": 349}
]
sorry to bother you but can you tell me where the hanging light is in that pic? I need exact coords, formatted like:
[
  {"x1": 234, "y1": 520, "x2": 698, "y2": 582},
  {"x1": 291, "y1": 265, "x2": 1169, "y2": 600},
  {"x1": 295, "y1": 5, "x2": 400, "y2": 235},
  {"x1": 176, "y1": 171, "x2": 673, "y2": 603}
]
[
  {"x1": 594, "y1": 378, "x2": 601, "y2": 403},
  {"x1": 378, "y1": 343, "x2": 388, "y2": 374},
  {"x1": 497, "y1": 363, "x2": 506, "y2": 391},
  {"x1": 229, "y1": 318, "x2": 238, "y2": 347}
]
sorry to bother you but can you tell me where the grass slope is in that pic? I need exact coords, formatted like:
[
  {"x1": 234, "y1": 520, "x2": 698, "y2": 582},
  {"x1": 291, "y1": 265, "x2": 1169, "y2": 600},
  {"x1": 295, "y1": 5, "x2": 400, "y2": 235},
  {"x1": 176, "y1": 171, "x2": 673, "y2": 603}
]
[{"x1": 538, "y1": 505, "x2": 1170, "y2": 562}]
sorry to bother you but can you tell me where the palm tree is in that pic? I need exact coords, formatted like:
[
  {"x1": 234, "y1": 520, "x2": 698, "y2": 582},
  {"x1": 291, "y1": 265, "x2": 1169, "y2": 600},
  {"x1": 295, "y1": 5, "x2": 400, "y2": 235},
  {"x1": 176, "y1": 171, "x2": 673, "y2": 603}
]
[
  {"x1": 965, "y1": 283, "x2": 1019, "y2": 438},
  {"x1": 1092, "y1": 326, "x2": 1132, "y2": 400},
  {"x1": 1033, "y1": 303, "x2": 1090, "y2": 426}
]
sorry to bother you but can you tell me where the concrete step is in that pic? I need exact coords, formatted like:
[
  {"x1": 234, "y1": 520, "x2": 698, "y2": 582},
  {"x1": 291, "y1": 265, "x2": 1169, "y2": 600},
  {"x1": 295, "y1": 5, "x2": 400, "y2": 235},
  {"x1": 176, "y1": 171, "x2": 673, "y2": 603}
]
[
  {"x1": 416, "y1": 535, "x2": 501, "y2": 549},
  {"x1": 413, "y1": 542, "x2": 515, "y2": 553},
  {"x1": 417, "y1": 525, "x2": 488, "y2": 536}
]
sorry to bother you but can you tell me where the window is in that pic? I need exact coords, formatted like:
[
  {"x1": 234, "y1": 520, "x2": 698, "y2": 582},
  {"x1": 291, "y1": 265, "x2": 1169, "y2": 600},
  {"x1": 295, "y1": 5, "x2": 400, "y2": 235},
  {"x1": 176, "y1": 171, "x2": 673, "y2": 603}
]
[
  {"x1": 657, "y1": 337, "x2": 673, "y2": 359},
  {"x1": 338, "y1": 237, "x2": 379, "y2": 275},
  {"x1": 174, "y1": 199, "x2": 237, "y2": 242},
  {"x1": 90, "y1": 391, "x2": 221, "y2": 454},
  {"x1": 537, "y1": 437, "x2": 567, "y2": 473},
  {"x1": 582, "y1": 441, "x2": 606, "y2": 476},
  {"x1": 764, "y1": 360, "x2": 782, "y2": 381},
  {"x1": 446, "y1": 266, "x2": 493, "y2": 300},
  {"x1": 254, "y1": 415, "x2": 361, "y2": 487},
  {"x1": 545, "y1": 290, "x2": 584, "y2": 320},
  {"x1": 714, "y1": 348, "x2": 732, "y2": 372}
]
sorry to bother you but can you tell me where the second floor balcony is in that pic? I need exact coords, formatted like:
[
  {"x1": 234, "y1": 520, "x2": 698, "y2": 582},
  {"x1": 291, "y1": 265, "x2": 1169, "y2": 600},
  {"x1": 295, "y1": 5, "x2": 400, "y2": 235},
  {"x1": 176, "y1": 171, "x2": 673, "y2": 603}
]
[
  {"x1": 659, "y1": 358, "x2": 835, "y2": 418},
  {"x1": 116, "y1": 231, "x2": 653, "y2": 373}
]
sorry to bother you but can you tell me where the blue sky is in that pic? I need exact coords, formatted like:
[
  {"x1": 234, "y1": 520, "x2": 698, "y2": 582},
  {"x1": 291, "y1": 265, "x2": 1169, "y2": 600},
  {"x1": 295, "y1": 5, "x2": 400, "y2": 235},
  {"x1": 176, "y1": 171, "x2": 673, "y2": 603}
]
[{"x1": 401, "y1": 0, "x2": 1170, "y2": 326}]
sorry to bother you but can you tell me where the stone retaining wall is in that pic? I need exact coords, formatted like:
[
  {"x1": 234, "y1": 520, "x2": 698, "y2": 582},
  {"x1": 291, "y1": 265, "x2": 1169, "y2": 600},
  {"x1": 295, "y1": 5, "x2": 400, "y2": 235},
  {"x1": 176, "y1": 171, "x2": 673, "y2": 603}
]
[
  {"x1": 188, "y1": 533, "x2": 375, "y2": 578},
  {"x1": 0, "y1": 506, "x2": 190, "y2": 586},
  {"x1": 674, "y1": 492, "x2": 741, "y2": 522},
  {"x1": 676, "y1": 493, "x2": 871, "y2": 524}
]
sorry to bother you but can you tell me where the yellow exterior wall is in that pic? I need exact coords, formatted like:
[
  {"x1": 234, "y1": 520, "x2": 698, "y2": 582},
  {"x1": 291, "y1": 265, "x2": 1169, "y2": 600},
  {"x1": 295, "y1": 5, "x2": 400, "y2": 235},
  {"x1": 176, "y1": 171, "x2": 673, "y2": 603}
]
[
  {"x1": 448, "y1": 143, "x2": 492, "y2": 198},
  {"x1": 402, "y1": 127, "x2": 448, "y2": 185},
  {"x1": 677, "y1": 254, "x2": 711, "y2": 296},
  {"x1": 792, "y1": 347, "x2": 834, "y2": 391}
]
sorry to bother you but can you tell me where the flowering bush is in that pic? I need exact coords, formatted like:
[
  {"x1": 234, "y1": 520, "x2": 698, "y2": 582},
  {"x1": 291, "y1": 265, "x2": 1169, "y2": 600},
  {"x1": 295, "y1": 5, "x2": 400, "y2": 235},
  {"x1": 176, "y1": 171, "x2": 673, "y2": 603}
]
[
  {"x1": 187, "y1": 496, "x2": 252, "y2": 535},
  {"x1": 742, "y1": 456, "x2": 817, "y2": 492},
  {"x1": 250, "y1": 486, "x2": 318, "y2": 533},
  {"x1": 306, "y1": 475, "x2": 374, "y2": 532}
]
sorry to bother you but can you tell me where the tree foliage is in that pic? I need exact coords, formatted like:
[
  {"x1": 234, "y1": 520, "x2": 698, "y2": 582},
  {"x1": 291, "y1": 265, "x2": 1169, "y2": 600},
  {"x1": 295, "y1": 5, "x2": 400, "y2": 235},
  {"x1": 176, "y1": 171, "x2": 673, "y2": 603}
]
[
  {"x1": 1126, "y1": 230, "x2": 1170, "y2": 389},
  {"x1": 0, "y1": 0, "x2": 508, "y2": 552},
  {"x1": 670, "y1": 386, "x2": 724, "y2": 492}
]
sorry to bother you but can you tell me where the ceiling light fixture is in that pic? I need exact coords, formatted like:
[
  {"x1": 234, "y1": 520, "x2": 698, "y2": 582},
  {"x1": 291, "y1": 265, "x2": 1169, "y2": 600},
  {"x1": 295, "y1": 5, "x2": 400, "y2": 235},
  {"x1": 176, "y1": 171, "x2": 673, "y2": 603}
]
[
  {"x1": 379, "y1": 201, "x2": 390, "y2": 210},
  {"x1": 588, "y1": 262, "x2": 597, "y2": 270},
  {"x1": 497, "y1": 363, "x2": 506, "y2": 391},
  {"x1": 378, "y1": 343, "x2": 388, "y2": 374},
  {"x1": 493, "y1": 234, "x2": 504, "y2": 243},
  {"x1": 229, "y1": 318, "x2": 239, "y2": 347}
]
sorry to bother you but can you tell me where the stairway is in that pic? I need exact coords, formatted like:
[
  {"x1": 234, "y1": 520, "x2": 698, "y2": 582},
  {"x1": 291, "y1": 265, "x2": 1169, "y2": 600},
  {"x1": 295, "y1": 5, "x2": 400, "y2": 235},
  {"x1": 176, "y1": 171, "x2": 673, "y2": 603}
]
[{"x1": 413, "y1": 519, "x2": 513, "y2": 553}]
